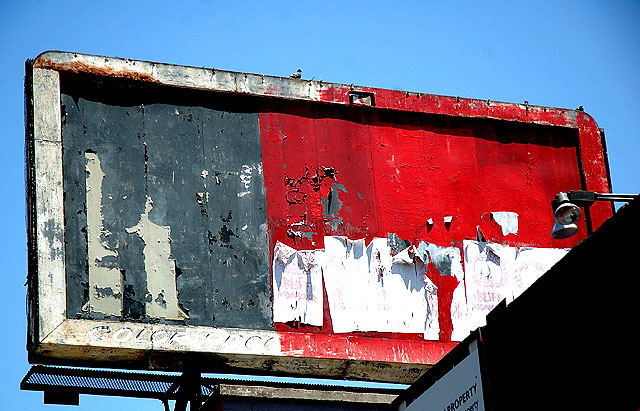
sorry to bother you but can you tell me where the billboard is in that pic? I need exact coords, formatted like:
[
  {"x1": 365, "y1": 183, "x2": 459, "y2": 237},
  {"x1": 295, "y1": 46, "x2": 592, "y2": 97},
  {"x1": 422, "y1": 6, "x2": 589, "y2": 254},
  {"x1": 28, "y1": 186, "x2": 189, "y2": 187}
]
[{"x1": 26, "y1": 51, "x2": 613, "y2": 383}]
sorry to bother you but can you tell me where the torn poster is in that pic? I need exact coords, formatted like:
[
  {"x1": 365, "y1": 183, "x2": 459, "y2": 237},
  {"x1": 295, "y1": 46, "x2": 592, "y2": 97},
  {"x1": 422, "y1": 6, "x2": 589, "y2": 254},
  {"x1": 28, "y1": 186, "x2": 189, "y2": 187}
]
[
  {"x1": 272, "y1": 242, "x2": 323, "y2": 326},
  {"x1": 462, "y1": 240, "x2": 569, "y2": 333},
  {"x1": 491, "y1": 211, "x2": 519, "y2": 236},
  {"x1": 416, "y1": 242, "x2": 468, "y2": 341},
  {"x1": 322, "y1": 236, "x2": 439, "y2": 337}
]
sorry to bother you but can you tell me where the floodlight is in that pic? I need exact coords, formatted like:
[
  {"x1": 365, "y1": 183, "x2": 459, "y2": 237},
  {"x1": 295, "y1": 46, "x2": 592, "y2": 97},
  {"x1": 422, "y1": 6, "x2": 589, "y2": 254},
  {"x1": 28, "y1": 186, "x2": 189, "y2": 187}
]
[
  {"x1": 551, "y1": 191, "x2": 638, "y2": 239},
  {"x1": 554, "y1": 202, "x2": 581, "y2": 225}
]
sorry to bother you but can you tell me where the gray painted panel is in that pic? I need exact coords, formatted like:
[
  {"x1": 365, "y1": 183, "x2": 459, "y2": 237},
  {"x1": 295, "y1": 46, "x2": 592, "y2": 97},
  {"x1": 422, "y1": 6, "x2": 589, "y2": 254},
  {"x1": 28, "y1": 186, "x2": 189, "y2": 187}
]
[{"x1": 61, "y1": 74, "x2": 271, "y2": 329}]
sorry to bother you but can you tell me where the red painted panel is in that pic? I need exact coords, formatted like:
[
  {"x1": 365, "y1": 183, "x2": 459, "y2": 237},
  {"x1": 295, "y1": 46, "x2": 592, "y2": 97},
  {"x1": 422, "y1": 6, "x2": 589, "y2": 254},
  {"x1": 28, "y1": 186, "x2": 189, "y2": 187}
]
[
  {"x1": 258, "y1": 92, "x2": 607, "y2": 365},
  {"x1": 278, "y1": 331, "x2": 457, "y2": 364}
]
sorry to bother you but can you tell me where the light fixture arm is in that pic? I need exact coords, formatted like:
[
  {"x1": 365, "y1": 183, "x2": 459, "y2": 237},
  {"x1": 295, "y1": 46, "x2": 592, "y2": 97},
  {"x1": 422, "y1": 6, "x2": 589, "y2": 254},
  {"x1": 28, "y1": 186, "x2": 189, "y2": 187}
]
[
  {"x1": 553, "y1": 190, "x2": 637, "y2": 208},
  {"x1": 592, "y1": 192, "x2": 639, "y2": 203}
]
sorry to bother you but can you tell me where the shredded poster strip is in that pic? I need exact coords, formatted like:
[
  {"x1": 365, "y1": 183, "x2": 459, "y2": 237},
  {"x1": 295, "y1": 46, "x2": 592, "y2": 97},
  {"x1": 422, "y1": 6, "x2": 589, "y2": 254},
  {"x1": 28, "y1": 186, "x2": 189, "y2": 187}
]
[
  {"x1": 271, "y1": 237, "x2": 568, "y2": 341},
  {"x1": 462, "y1": 240, "x2": 568, "y2": 333},
  {"x1": 272, "y1": 242, "x2": 324, "y2": 326},
  {"x1": 322, "y1": 236, "x2": 439, "y2": 337}
]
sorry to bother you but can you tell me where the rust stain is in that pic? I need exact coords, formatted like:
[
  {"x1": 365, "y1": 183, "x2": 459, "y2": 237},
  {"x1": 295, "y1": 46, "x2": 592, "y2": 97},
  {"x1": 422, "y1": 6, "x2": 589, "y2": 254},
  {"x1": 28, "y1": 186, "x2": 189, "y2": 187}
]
[{"x1": 34, "y1": 57, "x2": 160, "y2": 83}]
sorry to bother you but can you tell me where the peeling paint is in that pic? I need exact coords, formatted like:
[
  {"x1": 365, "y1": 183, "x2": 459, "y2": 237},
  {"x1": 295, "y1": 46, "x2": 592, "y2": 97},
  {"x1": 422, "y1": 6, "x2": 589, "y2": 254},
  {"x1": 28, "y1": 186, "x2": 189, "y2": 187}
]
[
  {"x1": 196, "y1": 192, "x2": 210, "y2": 205},
  {"x1": 237, "y1": 163, "x2": 262, "y2": 198},
  {"x1": 491, "y1": 211, "x2": 519, "y2": 236},
  {"x1": 84, "y1": 152, "x2": 122, "y2": 316},
  {"x1": 387, "y1": 233, "x2": 412, "y2": 255},
  {"x1": 29, "y1": 52, "x2": 617, "y2": 382},
  {"x1": 322, "y1": 183, "x2": 347, "y2": 230},
  {"x1": 417, "y1": 242, "x2": 463, "y2": 277},
  {"x1": 57, "y1": 93, "x2": 272, "y2": 328},
  {"x1": 286, "y1": 229, "x2": 315, "y2": 242},
  {"x1": 271, "y1": 165, "x2": 344, "y2": 250},
  {"x1": 416, "y1": 242, "x2": 466, "y2": 341},
  {"x1": 126, "y1": 196, "x2": 188, "y2": 320},
  {"x1": 42, "y1": 218, "x2": 64, "y2": 261}
]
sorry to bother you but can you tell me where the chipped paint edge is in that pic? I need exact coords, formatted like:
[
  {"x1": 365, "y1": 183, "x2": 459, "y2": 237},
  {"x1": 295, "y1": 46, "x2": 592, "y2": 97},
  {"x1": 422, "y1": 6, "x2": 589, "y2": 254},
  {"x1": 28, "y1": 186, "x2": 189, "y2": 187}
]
[
  {"x1": 34, "y1": 50, "x2": 588, "y2": 128},
  {"x1": 35, "y1": 318, "x2": 452, "y2": 383},
  {"x1": 42, "y1": 319, "x2": 283, "y2": 356},
  {"x1": 33, "y1": 50, "x2": 326, "y2": 104},
  {"x1": 30, "y1": 67, "x2": 67, "y2": 342}
]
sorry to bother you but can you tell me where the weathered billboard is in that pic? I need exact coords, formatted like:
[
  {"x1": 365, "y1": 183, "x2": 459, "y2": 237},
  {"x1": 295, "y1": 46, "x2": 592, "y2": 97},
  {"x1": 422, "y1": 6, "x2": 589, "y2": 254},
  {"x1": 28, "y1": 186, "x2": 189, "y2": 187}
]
[{"x1": 26, "y1": 51, "x2": 613, "y2": 383}]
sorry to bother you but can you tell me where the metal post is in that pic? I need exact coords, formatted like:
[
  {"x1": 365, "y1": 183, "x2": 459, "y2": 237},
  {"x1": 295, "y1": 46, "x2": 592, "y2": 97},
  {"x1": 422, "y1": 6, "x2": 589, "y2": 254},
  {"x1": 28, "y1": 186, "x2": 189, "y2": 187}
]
[{"x1": 174, "y1": 358, "x2": 202, "y2": 411}]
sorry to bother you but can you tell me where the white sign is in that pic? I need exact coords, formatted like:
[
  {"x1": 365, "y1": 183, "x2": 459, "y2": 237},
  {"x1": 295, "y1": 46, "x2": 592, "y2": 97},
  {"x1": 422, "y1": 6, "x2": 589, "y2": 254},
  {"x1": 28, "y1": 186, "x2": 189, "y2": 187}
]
[{"x1": 399, "y1": 339, "x2": 485, "y2": 411}]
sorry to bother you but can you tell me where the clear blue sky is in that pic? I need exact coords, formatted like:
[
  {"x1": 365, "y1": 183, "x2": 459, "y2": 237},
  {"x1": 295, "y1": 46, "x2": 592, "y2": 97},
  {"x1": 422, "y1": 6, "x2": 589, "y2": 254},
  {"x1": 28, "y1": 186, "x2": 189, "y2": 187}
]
[{"x1": 1, "y1": 1, "x2": 639, "y2": 409}]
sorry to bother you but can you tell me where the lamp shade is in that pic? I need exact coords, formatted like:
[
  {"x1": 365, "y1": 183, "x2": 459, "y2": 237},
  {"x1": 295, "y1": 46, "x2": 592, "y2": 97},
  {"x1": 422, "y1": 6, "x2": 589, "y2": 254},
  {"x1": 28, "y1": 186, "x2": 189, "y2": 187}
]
[{"x1": 551, "y1": 221, "x2": 578, "y2": 239}]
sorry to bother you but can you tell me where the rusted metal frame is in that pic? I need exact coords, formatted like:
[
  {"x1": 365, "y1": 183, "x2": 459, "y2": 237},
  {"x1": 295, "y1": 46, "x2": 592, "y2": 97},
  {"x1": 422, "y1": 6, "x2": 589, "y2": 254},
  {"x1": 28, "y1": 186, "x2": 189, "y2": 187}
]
[
  {"x1": 32, "y1": 51, "x2": 326, "y2": 104},
  {"x1": 22, "y1": 364, "x2": 403, "y2": 406},
  {"x1": 34, "y1": 51, "x2": 582, "y2": 128}
]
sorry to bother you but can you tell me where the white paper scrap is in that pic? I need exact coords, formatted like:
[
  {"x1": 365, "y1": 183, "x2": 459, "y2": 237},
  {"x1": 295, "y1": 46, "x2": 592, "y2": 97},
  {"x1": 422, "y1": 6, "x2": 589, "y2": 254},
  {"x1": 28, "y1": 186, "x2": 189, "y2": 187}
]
[
  {"x1": 463, "y1": 240, "x2": 568, "y2": 332},
  {"x1": 491, "y1": 211, "x2": 519, "y2": 236},
  {"x1": 272, "y1": 242, "x2": 324, "y2": 326},
  {"x1": 322, "y1": 236, "x2": 439, "y2": 337}
]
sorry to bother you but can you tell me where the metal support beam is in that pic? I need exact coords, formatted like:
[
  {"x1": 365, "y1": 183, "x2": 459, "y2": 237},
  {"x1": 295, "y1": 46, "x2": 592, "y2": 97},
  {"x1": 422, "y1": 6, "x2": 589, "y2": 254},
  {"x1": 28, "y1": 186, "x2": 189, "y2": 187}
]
[{"x1": 21, "y1": 365, "x2": 404, "y2": 410}]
